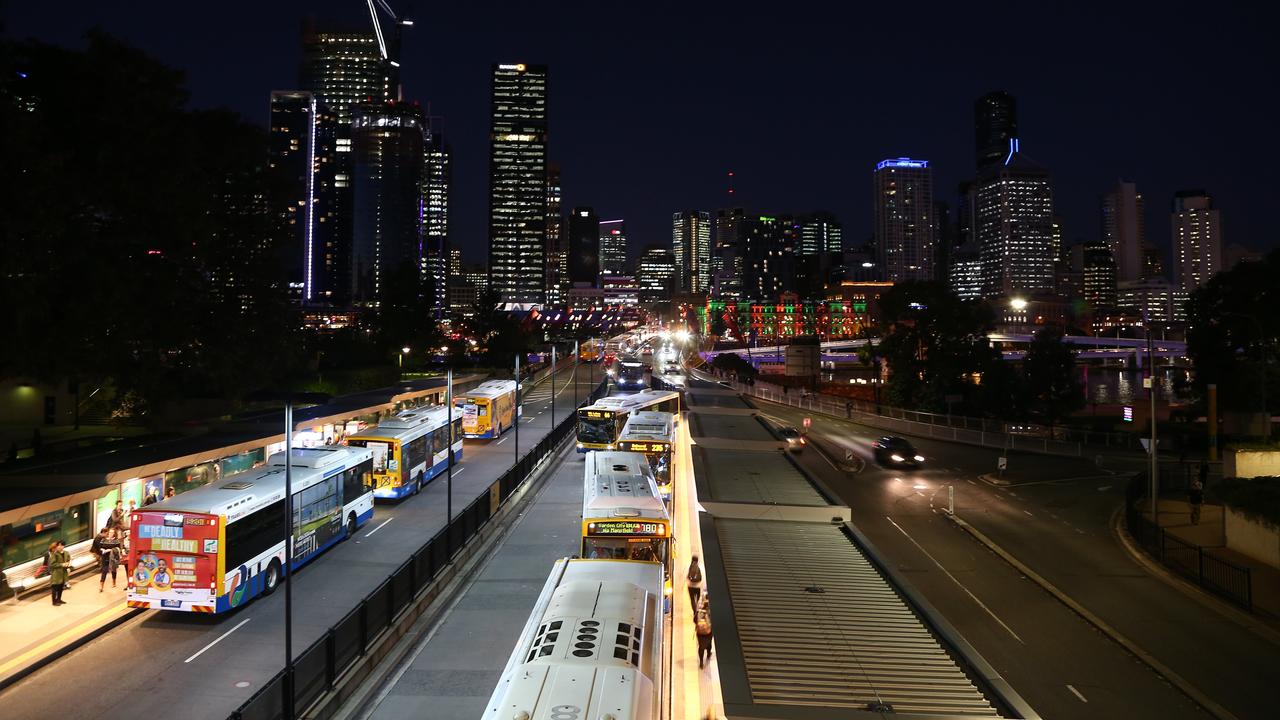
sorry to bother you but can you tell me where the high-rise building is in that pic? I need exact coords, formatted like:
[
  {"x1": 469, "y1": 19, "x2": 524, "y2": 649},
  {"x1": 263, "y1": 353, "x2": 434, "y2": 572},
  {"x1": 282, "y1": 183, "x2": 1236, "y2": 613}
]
[
  {"x1": 422, "y1": 117, "x2": 450, "y2": 317},
  {"x1": 933, "y1": 200, "x2": 954, "y2": 283},
  {"x1": 949, "y1": 250, "x2": 983, "y2": 300},
  {"x1": 712, "y1": 207, "x2": 745, "y2": 300},
  {"x1": 567, "y1": 207, "x2": 599, "y2": 286},
  {"x1": 1118, "y1": 278, "x2": 1188, "y2": 323},
  {"x1": 974, "y1": 91, "x2": 1018, "y2": 171},
  {"x1": 448, "y1": 246, "x2": 463, "y2": 280},
  {"x1": 599, "y1": 219, "x2": 627, "y2": 275},
  {"x1": 798, "y1": 212, "x2": 843, "y2": 255},
  {"x1": 636, "y1": 245, "x2": 677, "y2": 304},
  {"x1": 1070, "y1": 240, "x2": 1118, "y2": 308},
  {"x1": 1172, "y1": 190, "x2": 1222, "y2": 290},
  {"x1": 545, "y1": 162, "x2": 566, "y2": 306},
  {"x1": 672, "y1": 210, "x2": 712, "y2": 293},
  {"x1": 300, "y1": 22, "x2": 397, "y2": 305},
  {"x1": 1101, "y1": 180, "x2": 1145, "y2": 282},
  {"x1": 741, "y1": 215, "x2": 797, "y2": 302},
  {"x1": 488, "y1": 63, "x2": 549, "y2": 308},
  {"x1": 350, "y1": 102, "x2": 425, "y2": 305},
  {"x1": 268, "y1": 91, "x2": 325, "y2": 302},
  {"x1": 975, "y1": 143, "x2": 1056, "y2": 298},
  {"x1": 873, "y1": 158, "x2": 935, "y2": 282}
]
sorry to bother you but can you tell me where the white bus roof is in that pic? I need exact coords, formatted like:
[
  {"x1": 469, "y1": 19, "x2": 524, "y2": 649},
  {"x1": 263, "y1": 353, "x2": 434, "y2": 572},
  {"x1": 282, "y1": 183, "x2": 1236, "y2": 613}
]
[
  {"x1": 619, "y1": 412, "x2": 675, "y2": 444},
  {"x1": 346, "y1": 405, "x2": 452, "y2": 442},
  {"x1": 580, "y1": 389, "x2": 679, "y2": 415},
  {"x1": 483, "y1": 558, "x2": 663, "y2": 720},
  {"x1": 462, "y1": 379, "x2": 517, "y2": 401},
  {"x1": 582, "y1": 451, "x2": 667, "y2": 521},
  {"x1": 136, "y1": 446, "x2": 373, "y2": 523}
]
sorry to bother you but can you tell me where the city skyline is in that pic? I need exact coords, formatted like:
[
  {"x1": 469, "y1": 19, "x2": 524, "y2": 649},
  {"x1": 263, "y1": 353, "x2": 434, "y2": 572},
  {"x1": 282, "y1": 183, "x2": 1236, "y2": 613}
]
[{"x1": 6, "y1": 1, "x2": 1274, "y2": 268}]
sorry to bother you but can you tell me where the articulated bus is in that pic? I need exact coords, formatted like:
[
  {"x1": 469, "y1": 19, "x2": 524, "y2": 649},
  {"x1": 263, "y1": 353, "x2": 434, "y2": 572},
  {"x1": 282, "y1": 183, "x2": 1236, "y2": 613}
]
[
  {"x1": 484, "y1": 558, "x2": 664, "y2": 720},
  {"x1": 616, "y1": 411, "x2": 676, "y2": 502},
  {"x1": 581, "y1": 451, "x2": 671, "y2": 573},
  {"x1": 126, "y1": 447, "x2": 374, "y2": 613},
  {"x1": 576, "y1": 389, "x2": 680, "y2": 452},
  {"x1": 344, "y1": 406, "x2": 462, "y2": 500},
  {"x1": 456, "y1": 379, "x2": 520, "y2": 439}
]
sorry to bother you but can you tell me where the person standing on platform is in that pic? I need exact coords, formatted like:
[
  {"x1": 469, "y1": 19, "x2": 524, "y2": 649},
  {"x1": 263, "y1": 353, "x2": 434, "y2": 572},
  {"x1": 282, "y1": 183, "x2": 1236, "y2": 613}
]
[
  {"x1": 48, "y1": 541, "x2": 71, "y2": 606},
  {"x1": 97, "y1": 529, "x2": 122, "y2": 592},
  {"x1": 1189, "y1": 474, "x2": 1205, "y2": 525},
  {"x1": 696, "y1": 603, "x2": 714, "y2": 668},
  {"x1": 686, "y1": 555, "x2": 703, "y2": 610}
]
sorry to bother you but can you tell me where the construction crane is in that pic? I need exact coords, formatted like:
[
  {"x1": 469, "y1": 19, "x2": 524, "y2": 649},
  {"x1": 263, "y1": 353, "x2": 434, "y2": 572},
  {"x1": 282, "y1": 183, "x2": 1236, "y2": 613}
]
[{"x1": 365, "y1": 0, "x2": 413, "y2": 65}]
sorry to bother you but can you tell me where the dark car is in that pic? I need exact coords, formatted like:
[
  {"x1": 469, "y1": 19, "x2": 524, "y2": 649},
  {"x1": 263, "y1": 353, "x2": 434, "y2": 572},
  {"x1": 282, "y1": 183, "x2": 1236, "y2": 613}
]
[
  {"x1": 872, "y1": 436, "x2": 924, "y2": 468},
  {"x1": 778, "y1": 426, "x2": 806, "y2": 453}
]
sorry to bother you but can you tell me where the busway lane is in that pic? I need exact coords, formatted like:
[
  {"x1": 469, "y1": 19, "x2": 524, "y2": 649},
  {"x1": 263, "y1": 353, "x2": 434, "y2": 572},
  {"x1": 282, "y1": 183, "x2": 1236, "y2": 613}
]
[
  {"x1": 760, "y1": 401, "x2": 1210, "y2": 720},
  {"x1": 0, "y1": 364, "x2": 599, "y2": 720}
]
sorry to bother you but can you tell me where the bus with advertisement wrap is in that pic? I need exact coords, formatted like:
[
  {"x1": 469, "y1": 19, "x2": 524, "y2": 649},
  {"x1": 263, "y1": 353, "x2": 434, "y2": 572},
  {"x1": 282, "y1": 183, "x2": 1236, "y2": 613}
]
[
  {"x1": 580, "y1": 451, "x2": 671, "y2": 582},
  {"x1": 344, "y1": 406, "x2": 462, "y2": 500},
  {"x1": 126, "y1": 446, "x2": 374, "y2": 613}
]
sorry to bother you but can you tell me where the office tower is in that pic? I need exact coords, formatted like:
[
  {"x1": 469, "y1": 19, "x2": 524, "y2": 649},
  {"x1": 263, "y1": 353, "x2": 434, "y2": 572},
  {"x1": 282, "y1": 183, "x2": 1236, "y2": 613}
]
[
  {"x1": 873, "y1": 158, "x2": 935, "y2": 282},
  {"x1": 1050, "y1": 215, "x2": 1064, "y2": 262},
  {"x1": 268, "y1": 91, "x2": 321, "y2": 302},
  {"x1": 421, "y1": 117, "x2": 450, "y2": 316},
  {"x1": 712, "y1": 207, "x2": 745, "y2": 300},
  {"x1": 1142, "y1": 243, "x2": 1165, "y2": 280},
  {"x1": 672, "y1": 210, "x2": 712, "y2": 293},
  {"x1": 1118, "y1": 278, "x2": 1188, "y2": 323},
  {"x1": 974, "y1": 91, "x2": 1017, "y2": 171},
  {"x1": 599, "y1": 219, "x2": 627, "y2": 275},
  {"x1": 301, "y1": 22, "x2": 397, "y2": 305},
  {"x1": 567, "y1": 207, "x2": 600, "y2": 285},
  {"x1": 448, "y1": 246, "x2": 463, "y2": 280},
  {"x1": 798, "y1": 212, "x2": 843, "y2": 255},
  {"x1": 975, "y1": 143, "x2": 1056, "y2": 297},
  {"x1": 1172, "y1": 190, "x2": 1222, "y2": 290},
  {"x1": 933, "y1": 200, "x2": 956, "y2": 283},
  {"x1": 740, "y1": 215, "x2": 797, "y2": 302},
  {"x1": 636, "y1": 245, "x2": 677, "y2": 304},
  {"x1": 488, "y1": 63, "x2": 549, "y2": 308},
  {"x1": 1070, "y1": 241, "x2": 1118, "y2": 308},
  {"x1": 949, "y1": 249, "x2": 983, "y2": 300},
  {"x1": 350, "y1": 102, "x2": 425, "y2": 305},
  {"x1": 1101, "y1": 180, "x2": 1145, "y2": 282},
  {"x1": 545, "y1": 162, "x2": 566, "y2": 305}
]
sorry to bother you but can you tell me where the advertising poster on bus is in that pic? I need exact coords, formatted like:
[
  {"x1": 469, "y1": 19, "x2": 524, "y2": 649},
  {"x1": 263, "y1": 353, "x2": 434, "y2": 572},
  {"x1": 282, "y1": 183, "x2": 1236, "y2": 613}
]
[
  {"x1": 459, "y1": 400, "x2": 479, "y2": 434},
  {"x1": 128, "y1": 511, "x2": 221, "y2": 611},
  {"x1": 291, "y1": 475, "x2": 343, "y2": 557}
]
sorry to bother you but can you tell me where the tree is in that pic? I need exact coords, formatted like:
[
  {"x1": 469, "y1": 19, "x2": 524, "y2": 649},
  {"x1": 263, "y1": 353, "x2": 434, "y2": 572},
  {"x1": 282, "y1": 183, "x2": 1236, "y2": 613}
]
[
  {"x1": 1022, "y1": 326, "x2": 1083, "y2": 427},
  {"x1": 1185, "y1": 250, "x2": 1280, "y2": 417}
]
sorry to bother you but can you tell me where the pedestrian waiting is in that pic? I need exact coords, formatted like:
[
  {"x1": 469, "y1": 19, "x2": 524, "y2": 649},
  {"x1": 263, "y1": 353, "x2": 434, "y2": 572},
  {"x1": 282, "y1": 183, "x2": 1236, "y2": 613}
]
[
  {"x1": 47, "y1": 541, "x2": 71, "y2": 606},
  {"x1": 695, "y1": 599, "x2": 714, "y2": 668},
  {"x1": 686, "y1": 556, "x2": 703, "y2": 611}
]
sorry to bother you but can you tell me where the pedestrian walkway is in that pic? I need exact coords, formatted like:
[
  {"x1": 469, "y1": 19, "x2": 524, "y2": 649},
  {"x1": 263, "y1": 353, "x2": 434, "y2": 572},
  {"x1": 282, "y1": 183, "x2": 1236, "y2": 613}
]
[
  {"x1": 0, "y1": 566, "x2": 134, "y2": 688},
  {"x1": 1142, "y1": 498, "x2": 1280, "y2": 620}
]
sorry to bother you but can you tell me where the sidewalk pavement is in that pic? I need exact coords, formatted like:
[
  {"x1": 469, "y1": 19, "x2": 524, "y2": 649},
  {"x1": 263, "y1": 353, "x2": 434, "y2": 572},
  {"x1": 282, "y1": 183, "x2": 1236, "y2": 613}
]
[
  {"x1": 0, "y1": 567, "x2": 137, "y2": 689},
  {"x1": 1143, "y1": 498, "x2": 1280, "y2": 621}
]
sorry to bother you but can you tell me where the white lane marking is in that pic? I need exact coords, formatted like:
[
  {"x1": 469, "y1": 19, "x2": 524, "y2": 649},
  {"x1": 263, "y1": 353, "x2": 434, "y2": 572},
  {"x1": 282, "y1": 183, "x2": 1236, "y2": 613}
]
[
  {"x1": 1067, "y1": 684, "x2": 1088, "y2": 703},
  {"x1": 1023, "y1": 510, "x2": 1034, "y2": 517},
  {"x1": 449, "y1": 467, "x2": 465, "y2": 477},
  {"x1": 184, "y1": 618, "x2": 251, "y2": 663},
  {"x1": 966, "y1": 479, "x2": 977, "y2": 486},
  {"x1": 1097, "y1": 485, "x2": 1112, "y2": 491},
  {"x1": 365, "y1": 517, "x2": 394, "y2": 537},
  {"x1": 886, "y1": 517, "x2": 1025, "y2": 644},
  {"x1": 495, "y1": 437, "x2": 508, "y2": 445}
]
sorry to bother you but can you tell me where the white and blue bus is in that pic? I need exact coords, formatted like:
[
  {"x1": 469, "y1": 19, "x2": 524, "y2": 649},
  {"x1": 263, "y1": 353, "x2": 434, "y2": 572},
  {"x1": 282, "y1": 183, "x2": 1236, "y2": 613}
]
[
  {"x1": 345, "y1": 405, "x2": 463, "y2": 500},
  {"x1": 126, "y1": 446, "x2": 375, "y2": 613}
]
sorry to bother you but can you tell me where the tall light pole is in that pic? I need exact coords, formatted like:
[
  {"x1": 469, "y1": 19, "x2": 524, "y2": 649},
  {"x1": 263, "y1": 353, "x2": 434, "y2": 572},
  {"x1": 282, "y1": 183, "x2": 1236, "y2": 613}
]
[
  {"x1": 283, "y1": 401, "x2": 295, "y2": 719},
  {"x1": 1148, "y1": 325, "x2": 1158, "y2": 523},
  {"x1": 446, "y1": 368, "x2": 453, "y2": 527},
  {"x1": 574, "y1": 340, "x2": 580, "y2": 410},
  {"x1": 550, "y1": 344, "x2": 557, "y2": 427},
  {"x1": 514, "y1": 353, "x2": 520, "y2": 467},
  {"x1": 398, "y1": 346, "x2": 410, "y2": 370}
]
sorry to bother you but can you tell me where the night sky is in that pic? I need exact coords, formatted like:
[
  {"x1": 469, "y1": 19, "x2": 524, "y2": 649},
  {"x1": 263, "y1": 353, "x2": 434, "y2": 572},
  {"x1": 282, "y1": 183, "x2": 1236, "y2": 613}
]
[{"x1": 5, "y1": 1, "x2": 1276, "y2": 266}]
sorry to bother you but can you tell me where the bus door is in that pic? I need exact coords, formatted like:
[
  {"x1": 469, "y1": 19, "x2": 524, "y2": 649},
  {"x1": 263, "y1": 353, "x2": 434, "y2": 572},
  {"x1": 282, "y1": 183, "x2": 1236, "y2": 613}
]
[{"x1": 127, "y1": 511, "x2": 222, "y2": 612}]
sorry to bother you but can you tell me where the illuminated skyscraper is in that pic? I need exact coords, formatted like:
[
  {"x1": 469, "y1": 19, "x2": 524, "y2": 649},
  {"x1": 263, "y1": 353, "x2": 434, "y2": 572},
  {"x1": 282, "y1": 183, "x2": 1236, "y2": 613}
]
[
  {"x1": 350, "y1": 102, "x2": 425, "y2": 305},
  {"x1": 741, "y1": 215, "x2": 797, "y2": 302},
  {"x1": 488, "y1": 63, "x2": 549, "y2": 307},
  {"x1": 637, "y1": 245, "x2": 677, "y2": 304},
  {"x1": 672, "y1": 210, "x2": 712, "y2": 293},
  {"x1": 300, "y1": 22, "x2": 396, "y2": 305},
  {"x1": 599, "y1": 219, "x2": 627, "y2": 275},
  {"x1": 975, "y1": 143, "x2": 1056, "y2": 297},
  {"x1": 974, "y1": 91, "x2": 1018, "y2": 171},
  {"x1": 268, "y1": 90, "x2": 335, "y2": 302},
  {"x1": 712, "y1": 207, "x2": 745, "y2": 300},
  {"x1": 1101, "y1": 180, "x2": 1145, "y2": 282},
  {"x1": 873, "y1": 158, "x2": 935, "y2": 282},
  {"x1": 1172, "y1": 190, "x2": 1223, "y2": 290},
  {"x1": 422, "y1": 117, "x2": 450, "y2": 316},
  {"x1": 798, "y1": 212, "x2": 843, "y2": 256},
  {"x1": 545, "y1": 162, "x2": 566, "y2": 305}
]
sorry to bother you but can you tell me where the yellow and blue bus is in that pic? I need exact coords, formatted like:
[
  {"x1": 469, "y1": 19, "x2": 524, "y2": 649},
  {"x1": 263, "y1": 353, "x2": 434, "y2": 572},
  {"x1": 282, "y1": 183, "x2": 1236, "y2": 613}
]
[
  {"x1": 616, "y1": 411, "x2": 676, "y2": 502},
  {"x1": 344, "y1": 405, "x2": 462, "y2": 500},
  {"x1": 576, "y1": 389, "x2": 680, "y2": 452},
  {"x1": 456, "y1": 379, "x2": 519, "y2": 439},
  {"x1": 581, "y1": 451, "x2": 671, "y2": 575}
]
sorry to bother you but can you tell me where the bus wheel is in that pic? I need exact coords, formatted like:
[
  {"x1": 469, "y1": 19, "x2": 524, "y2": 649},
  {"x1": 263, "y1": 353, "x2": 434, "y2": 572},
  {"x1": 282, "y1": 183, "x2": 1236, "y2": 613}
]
[
  {"x1": 262, "y1": 560, "x2": 282, "y2": 595},
  {"x1": 413, "y1": 480, "x2": 421, "y2": 496},
  {"x1": 346, "y1": 513, "x2": 358, "y2": 539}
]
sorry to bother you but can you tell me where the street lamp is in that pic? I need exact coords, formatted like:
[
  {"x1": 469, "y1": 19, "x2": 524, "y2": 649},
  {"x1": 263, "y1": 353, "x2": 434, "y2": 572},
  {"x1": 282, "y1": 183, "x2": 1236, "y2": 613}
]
[
  {"x1": 398, "y1": 346, "x2": 411, "y2": 369},
  {"x1": 1009, "y1": 297, "x2": 1028, "y2": 311}
]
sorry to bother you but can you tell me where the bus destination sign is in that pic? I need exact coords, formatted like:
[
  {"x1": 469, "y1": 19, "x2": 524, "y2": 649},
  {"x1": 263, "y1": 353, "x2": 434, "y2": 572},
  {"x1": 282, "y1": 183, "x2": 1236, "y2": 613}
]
[
  {"x1": 587, "y1": 520, "x2": 667, "y2": 537},
  {"x1": 619, "y1": 441, "x2": 668, "y2": 453}
]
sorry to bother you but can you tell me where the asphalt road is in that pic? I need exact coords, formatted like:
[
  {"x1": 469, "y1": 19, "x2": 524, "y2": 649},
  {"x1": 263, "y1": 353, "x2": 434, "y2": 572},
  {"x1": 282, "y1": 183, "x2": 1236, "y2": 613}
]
[
  {"x1": 0, "y1": 363, "x2": 602, "y2": 720},
  {"x1": 757, "y1": 398, "x2": 1277, "y2": 720}
]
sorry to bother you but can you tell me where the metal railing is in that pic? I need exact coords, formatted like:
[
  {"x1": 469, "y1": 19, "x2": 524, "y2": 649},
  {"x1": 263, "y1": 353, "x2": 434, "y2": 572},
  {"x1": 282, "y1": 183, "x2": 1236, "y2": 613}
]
[
  {"x1": 228, "y1": 380, "x2": 607, "y2": 720},
  {"x1": 1124, "y1": 473, "x2": 1252, "y2": 610}
]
